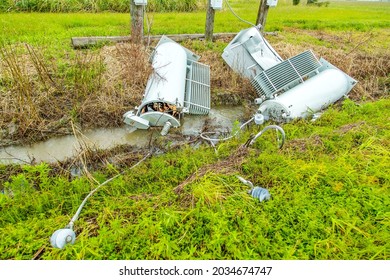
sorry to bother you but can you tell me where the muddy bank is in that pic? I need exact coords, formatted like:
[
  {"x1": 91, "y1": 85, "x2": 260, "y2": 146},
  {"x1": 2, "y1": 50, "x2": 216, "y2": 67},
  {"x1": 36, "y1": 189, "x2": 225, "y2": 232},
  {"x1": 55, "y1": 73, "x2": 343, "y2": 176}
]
[{"x1": 0, "y1": 106, "x2": 246, "y2": 165}]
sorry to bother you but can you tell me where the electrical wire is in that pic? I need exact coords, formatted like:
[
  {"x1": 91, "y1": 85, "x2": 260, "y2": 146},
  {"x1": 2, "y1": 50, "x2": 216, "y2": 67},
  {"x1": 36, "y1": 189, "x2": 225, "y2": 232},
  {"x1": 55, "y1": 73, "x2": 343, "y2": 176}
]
[
  {"x1": 250, "y1": 124, "x2": 285, "y2": 149},
  {"x1": 200, "y1": 117, "x2": 254, "y2": 143},
  {"x1": 67, "y1": 152, "x2": 152, "y2": 229},
  {"x1": 200, "y1": 117, "x2": 285, "y2": 150},
  {"x1": 237, "y1": 175, "x2": 254, "y2": 188},
  {"x1": 225, "y1": 0, "x2": 256, "y2": 27}
]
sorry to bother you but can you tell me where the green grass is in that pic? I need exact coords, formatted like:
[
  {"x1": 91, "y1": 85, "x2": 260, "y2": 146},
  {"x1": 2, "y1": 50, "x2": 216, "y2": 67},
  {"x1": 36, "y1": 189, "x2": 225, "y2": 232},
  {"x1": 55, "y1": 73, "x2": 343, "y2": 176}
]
[
  {"x1": 267, "y1": 1, "x2": 390, "y2": 31},
  {"x1": 0, "y1": 99, "x2": 389, "y2": 260},
  {"x1": 1, "y1": 1, "x2": 389, "y2": 50},
  {"x1": 0, "y1": 1, "x2": 389, "y2": 260}
]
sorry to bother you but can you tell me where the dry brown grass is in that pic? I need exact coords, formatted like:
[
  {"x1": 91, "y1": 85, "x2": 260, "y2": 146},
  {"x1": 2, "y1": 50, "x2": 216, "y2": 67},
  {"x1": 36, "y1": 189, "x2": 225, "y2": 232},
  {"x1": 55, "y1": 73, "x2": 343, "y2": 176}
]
[
  {"x1": 0, "y1": 43, "x2": 58, "y2": 144},
  {"x1": 0, "y1": 42, "x2": 152, "y2": 146},
  {"x1": 283, "y1": 135, "x2": 324, "y2": 153},
  {"x1": 199, "y1": 50, "x2": 257, "y2": 105},
  {"x1": 174, "y1": 146, "x2": 249, "y2": 194},
  {"x1": 77, "y1": 43, "x2": 152, "y2": 127},
  {"x1": 271, "y1": 29, "x2": 390, "y2": 101}
]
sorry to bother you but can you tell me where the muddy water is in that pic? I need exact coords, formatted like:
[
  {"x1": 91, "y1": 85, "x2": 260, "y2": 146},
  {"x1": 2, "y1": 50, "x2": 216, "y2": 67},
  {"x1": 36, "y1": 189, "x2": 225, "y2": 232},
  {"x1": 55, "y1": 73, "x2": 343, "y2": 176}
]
[{"x1": 0, "y1": 106, "x2": 245, "y2": 164}]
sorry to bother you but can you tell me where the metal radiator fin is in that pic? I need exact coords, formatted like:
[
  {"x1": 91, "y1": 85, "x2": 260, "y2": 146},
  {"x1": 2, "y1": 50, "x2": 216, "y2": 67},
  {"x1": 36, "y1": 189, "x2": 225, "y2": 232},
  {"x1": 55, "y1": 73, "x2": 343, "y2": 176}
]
[
  {"x1": 184, "y1": 61, "x2": 211, "y2": 115},
  {"x1": 251, "y1": 50, "x2": 321, "y2": 99}
]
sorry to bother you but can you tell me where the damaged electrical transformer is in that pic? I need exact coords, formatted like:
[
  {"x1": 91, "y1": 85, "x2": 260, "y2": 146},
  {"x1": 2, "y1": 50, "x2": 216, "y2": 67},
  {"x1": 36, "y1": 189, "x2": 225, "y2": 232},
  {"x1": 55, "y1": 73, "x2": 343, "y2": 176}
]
[
  {"x1": 222, "y1": 27, "x2": 358, "y2": 124},
  {"x1": 123, "y1": 36, "x2": 211, "y2": 135}
]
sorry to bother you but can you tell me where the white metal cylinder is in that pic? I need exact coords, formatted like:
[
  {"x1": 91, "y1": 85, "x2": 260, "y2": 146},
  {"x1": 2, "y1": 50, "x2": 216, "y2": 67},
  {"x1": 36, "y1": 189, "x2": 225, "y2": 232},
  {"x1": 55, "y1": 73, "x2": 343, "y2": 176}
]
[
  {"x1": 144, "y1": 42, "x2": 187, "y2": 107},
  {"x1": 258, "y1": 69, "x2": 350, "y2": 121},
  {"x1": 135, "y1": 41, "x2": 188, "y2": 127}
]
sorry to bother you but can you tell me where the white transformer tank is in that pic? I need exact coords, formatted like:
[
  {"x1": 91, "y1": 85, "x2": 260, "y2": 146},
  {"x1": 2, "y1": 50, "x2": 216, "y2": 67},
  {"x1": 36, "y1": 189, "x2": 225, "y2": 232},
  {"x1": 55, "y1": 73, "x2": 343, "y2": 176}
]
[
  {"x1": 256, "y1": 59, "x2": 357, "y2": 123},
  {"x1": 124, "y1": 36, "x2": 211, "y2": 133},
  {"x1": 223, "y1": 27, "x2": 357, "y2": 124},
  {"x1": 137, "y1": 41, "x2": 187, "y2": 128}
]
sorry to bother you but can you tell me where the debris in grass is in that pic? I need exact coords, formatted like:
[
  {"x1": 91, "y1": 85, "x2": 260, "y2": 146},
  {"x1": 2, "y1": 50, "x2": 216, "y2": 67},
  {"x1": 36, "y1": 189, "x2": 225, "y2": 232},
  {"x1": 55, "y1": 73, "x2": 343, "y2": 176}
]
[{"x1": 237, "y1": 176, "x2": 271, "y2": 202}]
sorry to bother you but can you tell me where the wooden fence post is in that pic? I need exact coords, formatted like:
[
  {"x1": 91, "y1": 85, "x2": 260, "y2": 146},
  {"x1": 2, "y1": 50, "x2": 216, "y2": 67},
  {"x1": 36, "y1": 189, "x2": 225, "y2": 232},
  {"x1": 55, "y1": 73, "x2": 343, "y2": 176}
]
[
  {"x1": 130, "y1": 0, "x2": 144, "y2": 44},
  {"x1": 205, "y1": 0, "x2": 215, "y2": 42},
  {"x1": 256, "y1": 0, "x2": 269, "y2": 34}
]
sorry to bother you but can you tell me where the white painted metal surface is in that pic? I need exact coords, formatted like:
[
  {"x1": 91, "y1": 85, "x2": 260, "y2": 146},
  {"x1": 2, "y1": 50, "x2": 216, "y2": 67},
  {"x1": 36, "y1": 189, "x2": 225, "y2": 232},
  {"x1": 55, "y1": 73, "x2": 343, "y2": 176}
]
[
  {"x1": 251, "y1": 50, "x2": 322, "y2": 100},
  {"x1": 143, "y1": 42, "x2": 187, "y2": 110},
  {"x1": 211, "y1": 0, "x2": 223, "y2": 10},
  {"x1": 267, "y1": 0, "x2": 278, "y2": 7},
  {"x1": 134, "y1": 0, "x2": 147, "y2": 5},
  {"x1": 129, "y1": 41, "x2": 187, "y2": 128},
  {"x1": 223, "y1": 27, "x2": 358, "y2": 124},
  {"x1": 257, "y1": 68, "x2": 356, "y2": 122},
  {"x1": 222, "y1": 27, "x2": 283, "y2": 79},
  {"x1": 184, "y1": 61, "x2": 211, "y2": 115}
]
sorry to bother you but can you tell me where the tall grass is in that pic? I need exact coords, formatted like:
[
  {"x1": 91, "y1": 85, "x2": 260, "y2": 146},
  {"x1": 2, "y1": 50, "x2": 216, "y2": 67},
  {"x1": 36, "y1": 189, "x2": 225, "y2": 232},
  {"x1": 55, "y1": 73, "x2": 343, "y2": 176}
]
[{"x1": 0, "y1": 0, "x2": 201, "y2": 13}]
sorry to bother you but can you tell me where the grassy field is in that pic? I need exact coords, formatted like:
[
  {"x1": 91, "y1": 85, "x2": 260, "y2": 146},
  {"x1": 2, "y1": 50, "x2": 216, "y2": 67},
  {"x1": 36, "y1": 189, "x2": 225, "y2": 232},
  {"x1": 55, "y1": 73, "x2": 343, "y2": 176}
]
[
  {"x1": 0, "y1": 1, "x2": 389, "y2": 259},
  {"x1": 1, "y1": 1, "x2": 390, "y2": 46}
]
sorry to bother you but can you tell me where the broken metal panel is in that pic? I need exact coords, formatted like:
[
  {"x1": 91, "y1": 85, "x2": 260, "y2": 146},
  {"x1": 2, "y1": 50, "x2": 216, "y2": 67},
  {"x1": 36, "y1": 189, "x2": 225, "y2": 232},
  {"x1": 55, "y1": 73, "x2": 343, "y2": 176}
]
[
  {"x1": 251, "y1": 50, "x2": 322, "y2": 100},
  {"x1": 123, "y1": 113, "x2": 150, "y2": 129},
  {"x1": 222, "y1": 27, "x2": 283, "y2": 79}
]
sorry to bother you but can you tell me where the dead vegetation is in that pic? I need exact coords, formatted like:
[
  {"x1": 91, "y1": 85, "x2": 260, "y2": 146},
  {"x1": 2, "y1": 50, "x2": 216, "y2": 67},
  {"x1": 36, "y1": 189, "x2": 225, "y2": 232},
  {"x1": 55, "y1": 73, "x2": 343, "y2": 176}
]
[
  {"x1": 0, "y1": 30, "x2": 389, "y2": 146},
  {"x1": 198, "y1": 50, "x2": 258, "y2": 105},
  {"x1": 334, "y1": 121, "x2": 367, "y2": 135},
  {"x1": 0, "y1": 42, "x2": 152, "y2": 146},
  {"x1": 283, "y1": 135, "x2": 324, "y2": 153},
  {"x1": 49, "y1": 134, "x2": 150, "y2": 181},
  {"x1": 174, "y1": 145, "x2": 250, "y2": 194},
  {"x1": 271, "y1": 29, "x2": 390, "y2": 101}
]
